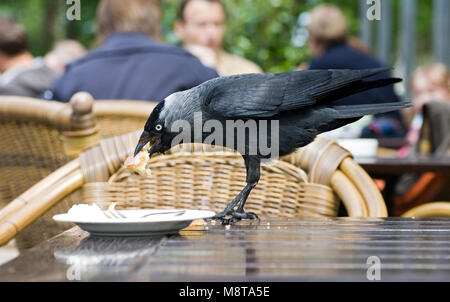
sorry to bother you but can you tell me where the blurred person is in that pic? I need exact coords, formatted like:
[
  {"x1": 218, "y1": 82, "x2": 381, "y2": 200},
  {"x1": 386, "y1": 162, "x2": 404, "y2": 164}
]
[
  {"x1": 297, "y1": 36, "x2": 369, "y2": 71},
  {"x1": 50, "y1": 0, "x2": 218, "y2": 102},
  {"x1": 44, "y1": 40, "x2": 86, "y2": 75},
  {"x1": 410, "y1": 63, "x2": 450, "y2": 113},
  {"x1": 175, "y1": 0, "x2": 262, "y2": 76},
  {"x1": 398, "y1": 63, "x2": 450, "y2": 157},
  {"x1": 394, "y1": 64, "x2": 450, "y2": 210},
  {"x1": 307, "y1": 4, "x2": 406, "y2": 138},
  {"x1": 41, "y1": 40, "x2": 87, "y2": 100},
  {"x1": 347, "y1": 36, "x2": 371, "y2": 55},
  {"x1": 0, "y1": 17, "x2": 56, "y2": 98}
]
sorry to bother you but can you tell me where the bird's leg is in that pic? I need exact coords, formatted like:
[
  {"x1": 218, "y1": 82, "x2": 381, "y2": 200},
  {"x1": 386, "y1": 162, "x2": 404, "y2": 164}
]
[
  {"x1": 227, "y1": 182, "x2": 259, "y2": 223},
  {"x1": 216, "y1": 156, "x2": 261, "y2": 225},
  {"x1": 214, "y1": 190, "x2": 245, "y2": 219}
]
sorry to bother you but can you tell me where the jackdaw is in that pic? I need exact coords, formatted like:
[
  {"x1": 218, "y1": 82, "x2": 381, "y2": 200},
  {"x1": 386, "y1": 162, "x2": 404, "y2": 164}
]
[{"x1": 134, "y1": 68, "x2": 410, "y2": 224}]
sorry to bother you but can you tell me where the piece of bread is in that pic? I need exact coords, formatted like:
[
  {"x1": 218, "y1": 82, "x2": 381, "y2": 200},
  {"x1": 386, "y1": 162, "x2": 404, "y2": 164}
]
[{"x1": 124, "y1": 150, "x2": 151, "y2": 177}]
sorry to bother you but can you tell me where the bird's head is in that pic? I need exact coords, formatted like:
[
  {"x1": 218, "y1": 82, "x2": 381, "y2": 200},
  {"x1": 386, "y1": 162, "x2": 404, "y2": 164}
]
[
  {"x1": 134, "y1": 88, "x2": 204, "y2": 157},
  {"x1": 134, "y1": 100, "x2": 170, "y2": 157}
]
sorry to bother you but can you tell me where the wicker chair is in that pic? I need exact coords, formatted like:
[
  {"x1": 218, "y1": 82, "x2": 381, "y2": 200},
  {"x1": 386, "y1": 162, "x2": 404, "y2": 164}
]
[
  {"x1": 0, "y1": 94, "x2": 98, "y2": 205},
  {"x1": 0, "y1": 94, "x2": 100, "y2": 249},
  {"x1": 0, "y1": 93, "x2": 157, "y2": 249},
  {"x1": 93, "y1": 99, "x2": 156, "y2": 139},
  {"x1": 0, "y1": 131, "x2": 387, "y2": 247},
  {"x1": 401, "y1": 202, "x2": 450, "y2": 217},
  {"x1": 282, "y1": 137, "x2": 387, "y2": 217}
]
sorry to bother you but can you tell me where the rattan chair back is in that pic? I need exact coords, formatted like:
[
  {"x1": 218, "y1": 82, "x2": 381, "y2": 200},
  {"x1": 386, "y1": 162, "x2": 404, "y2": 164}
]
[
  {"x1": 83, "y1": 143, "x2": 339, "y2": 219},
  {"x1": 0, "y1": 94, "x2": 97, "y2": 206},
  {"x1": 0, "y1": 93, "x2": 157, "y2": 249},
  {"x1": 93, "y1": 100, "x2": 157, "y2": 139},
  {"x1": 0, "y1": 93, "x2": 99, "y2": 249}
]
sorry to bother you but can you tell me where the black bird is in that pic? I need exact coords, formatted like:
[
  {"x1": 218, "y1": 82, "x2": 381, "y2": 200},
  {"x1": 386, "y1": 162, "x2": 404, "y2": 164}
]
[{"x1": 134, "y1": 68, "x2": 410, "y2": 224}]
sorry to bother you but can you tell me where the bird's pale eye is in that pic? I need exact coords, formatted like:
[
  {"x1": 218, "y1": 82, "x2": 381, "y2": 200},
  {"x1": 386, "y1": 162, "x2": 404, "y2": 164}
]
[{"x1": 155, "y1": 124, "x2": 163, "y2": 131}]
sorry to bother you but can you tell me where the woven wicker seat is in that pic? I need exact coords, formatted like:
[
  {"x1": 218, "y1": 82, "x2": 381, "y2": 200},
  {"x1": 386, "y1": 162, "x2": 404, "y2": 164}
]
[
  {"x1": 83, "y1": 148, "x2": 339, "y2": 219},
  {"x1": 0, "y1": 130, "x2": 387, "y2": 248}
]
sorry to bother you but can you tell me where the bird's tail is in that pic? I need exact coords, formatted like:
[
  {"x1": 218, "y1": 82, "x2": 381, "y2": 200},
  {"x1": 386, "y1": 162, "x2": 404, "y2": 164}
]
[
  {"x1": 332, "y1": 101, "x2": 412, "y2": 119},
  {"x1": 310, "y1": 68, "x2": 402, "y2": 106}
]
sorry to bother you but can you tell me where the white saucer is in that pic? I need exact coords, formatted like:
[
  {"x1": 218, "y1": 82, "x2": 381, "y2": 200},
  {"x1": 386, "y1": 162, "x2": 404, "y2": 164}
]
[{"x1": 53, "y1": 209, "x2": 215, "y2": 236}]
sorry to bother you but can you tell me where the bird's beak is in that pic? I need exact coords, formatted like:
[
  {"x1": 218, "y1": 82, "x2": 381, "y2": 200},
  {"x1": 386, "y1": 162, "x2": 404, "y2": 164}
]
[
  {"x1": 147, "y1": 142, "x2": 160, "y2": 158},
  {"x1": 134, "y1": 130, "x2": 151, "y2": 156}
]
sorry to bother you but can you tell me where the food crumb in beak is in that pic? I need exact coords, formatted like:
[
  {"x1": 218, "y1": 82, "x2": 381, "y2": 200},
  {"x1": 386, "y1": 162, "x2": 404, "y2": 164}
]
[{"x1": 124, "y1": 150, "x2": 151, "y2": 177}]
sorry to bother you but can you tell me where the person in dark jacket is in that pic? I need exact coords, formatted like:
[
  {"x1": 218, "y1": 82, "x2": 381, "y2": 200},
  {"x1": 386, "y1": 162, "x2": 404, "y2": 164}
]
[
  {"x1": 49, "y1": 0, "x2": 218, "y2": 103},
  {"x1": 306, "y1": 4, "x2": 406, "y2": 138},
  {"x1": 0, "y1": 17, "x2": 56, "y2": 98}
]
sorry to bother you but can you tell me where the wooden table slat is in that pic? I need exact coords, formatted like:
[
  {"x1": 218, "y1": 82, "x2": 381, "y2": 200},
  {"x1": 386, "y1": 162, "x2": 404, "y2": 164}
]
[{"x1": 0, "y1": 218, "x2": 449, "y2": 281}]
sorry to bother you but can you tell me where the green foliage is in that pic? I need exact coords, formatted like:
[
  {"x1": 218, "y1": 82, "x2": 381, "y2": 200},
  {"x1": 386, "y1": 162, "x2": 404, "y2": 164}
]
[
  {"x1": 221, "y1": 0, "x2": 308, "y2": 73},
  {"x1": 0, "y1": 0, "x2": 435, "y2": 72},
  {"x1": 162, "y1": 0, "x2": 362, "y2": 73}
]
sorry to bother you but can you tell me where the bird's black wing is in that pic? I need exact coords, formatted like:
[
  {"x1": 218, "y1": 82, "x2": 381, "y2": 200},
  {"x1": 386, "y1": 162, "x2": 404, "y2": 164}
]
[
  {"x1": 202, "y1": 68, "x2": 400, "y2": 118},
  {"x1": 201, "y1": 72, "x2": 289, "y2": 118}
]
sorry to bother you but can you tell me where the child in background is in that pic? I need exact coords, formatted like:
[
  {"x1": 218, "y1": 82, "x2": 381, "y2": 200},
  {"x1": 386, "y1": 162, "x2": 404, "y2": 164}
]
[{"x1": 398, "y1": 64, "x2": 450, "y2": 157}]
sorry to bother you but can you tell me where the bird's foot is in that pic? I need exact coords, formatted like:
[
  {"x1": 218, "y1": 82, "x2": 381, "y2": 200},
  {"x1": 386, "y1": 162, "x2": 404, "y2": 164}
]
[
  {"x1": 213, "y1": 208, "x2": 234, "y2": 220},
  {"x1": 215, "y1": 210, "x2": 260, "y2": 225}
]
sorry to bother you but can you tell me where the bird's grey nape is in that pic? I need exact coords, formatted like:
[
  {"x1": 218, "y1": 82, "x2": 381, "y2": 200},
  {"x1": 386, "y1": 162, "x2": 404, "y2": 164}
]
[{"x1": 160, "y1": 89, "x2": 204, "y2": 127}]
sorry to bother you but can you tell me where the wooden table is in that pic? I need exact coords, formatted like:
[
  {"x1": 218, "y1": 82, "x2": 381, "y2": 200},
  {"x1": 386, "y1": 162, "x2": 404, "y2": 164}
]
[
  {"x1": 0, "y1": 218, "x2": 449, "y2": 282},
  {"x1": 357, "y1": 156, "x2": 450, "y2": 176}
]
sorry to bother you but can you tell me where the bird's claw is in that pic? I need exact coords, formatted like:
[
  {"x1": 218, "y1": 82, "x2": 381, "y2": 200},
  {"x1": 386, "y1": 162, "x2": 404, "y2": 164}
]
[
  {"x1": 214, "y1": 210, "x2": 260, "y2": 225},
  {"x1": 213, "y1": 209, "x2": 232, "y2": 220}
]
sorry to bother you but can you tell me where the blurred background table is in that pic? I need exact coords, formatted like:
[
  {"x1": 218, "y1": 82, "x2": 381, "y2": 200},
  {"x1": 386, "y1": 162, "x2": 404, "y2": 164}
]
[
  {"x1": 0, "y1": 218, "x2": 449, "y2": 281},
  {"x1": 357, "y1": 156, "x2": 450, "y2": 176},
  {"x1": 355, "y1": 155, "x2": 450, "y2": 216}
]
